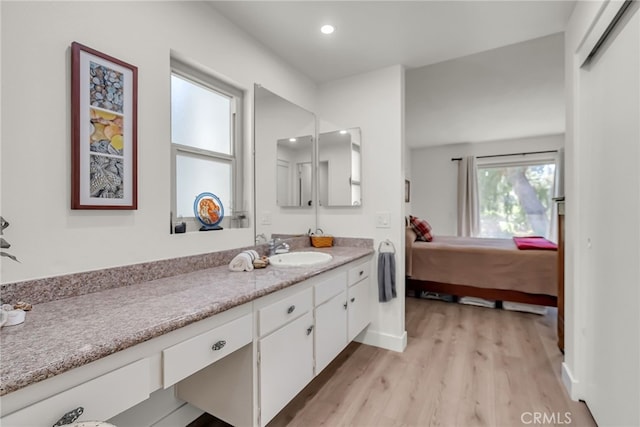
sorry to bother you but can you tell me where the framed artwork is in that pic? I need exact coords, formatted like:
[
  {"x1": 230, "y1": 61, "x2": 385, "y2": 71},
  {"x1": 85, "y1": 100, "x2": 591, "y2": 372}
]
[
  {"x1": 71, "y1": 42, "x2": 138, "y2": 209},
  {"x1": 405, "y1": 179, "x2": 410, "y2": 203}
]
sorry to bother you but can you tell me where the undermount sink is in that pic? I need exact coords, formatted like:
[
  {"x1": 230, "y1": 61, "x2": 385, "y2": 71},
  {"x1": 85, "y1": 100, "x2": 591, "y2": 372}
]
[{"x1": 268, "y1": 251, "x2": 333, "y2": 267}]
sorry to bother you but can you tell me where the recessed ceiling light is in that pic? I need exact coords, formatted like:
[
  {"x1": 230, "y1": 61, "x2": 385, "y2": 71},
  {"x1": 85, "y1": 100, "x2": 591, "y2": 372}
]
[
  {"x1": 320, "y1": 24, "x2": 335, "y2": 35},
  {"x1": 289, "y1": 138, "x2": 297, "y2": 142},
  {"x1": 339, "y1": 130, "x2": 348, "y2": 134}
]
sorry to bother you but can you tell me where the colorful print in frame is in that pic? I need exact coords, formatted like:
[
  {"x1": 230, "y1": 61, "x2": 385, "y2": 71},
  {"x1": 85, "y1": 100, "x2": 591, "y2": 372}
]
[{"x1": 71, "y1": 42, "x2": 138, "y2": 209}]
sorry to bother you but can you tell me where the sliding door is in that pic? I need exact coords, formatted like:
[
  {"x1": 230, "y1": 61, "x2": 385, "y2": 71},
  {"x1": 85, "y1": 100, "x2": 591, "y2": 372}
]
[{"x1": 579, "y1": 3, "x2": 640, "y2": 425}]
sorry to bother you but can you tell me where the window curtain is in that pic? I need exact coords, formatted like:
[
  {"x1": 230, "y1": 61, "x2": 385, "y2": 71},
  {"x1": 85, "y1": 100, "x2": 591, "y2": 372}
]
[
  {"x1": 548, "y1": 148, "x2": 564, "y2": 242},
  {"x1": 457, "y1": 156, "x2": 479, "y2": 236}
]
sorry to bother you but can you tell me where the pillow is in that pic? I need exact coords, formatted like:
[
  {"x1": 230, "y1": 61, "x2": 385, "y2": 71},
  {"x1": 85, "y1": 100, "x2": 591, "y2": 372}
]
[{"x1": 409, "y1": 215, "x2": 433, "y2": 242}]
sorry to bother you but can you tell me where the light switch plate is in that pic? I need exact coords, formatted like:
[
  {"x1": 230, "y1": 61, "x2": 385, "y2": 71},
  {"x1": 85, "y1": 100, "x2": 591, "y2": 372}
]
[
  {"x1": 375, "y1": 211, "x2": 390, "y2": 228},
  {"x1": 261, "y1": 211, "x2": 272, "y2": 225}
]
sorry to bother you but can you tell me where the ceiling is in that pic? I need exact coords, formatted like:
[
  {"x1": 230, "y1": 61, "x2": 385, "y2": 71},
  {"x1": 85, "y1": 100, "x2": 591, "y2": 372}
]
[
  {"x1": 209, "y1": 1, "x2": 574, "y2": 148},
  {"x1": 406, "y1": 32, "x2": 566, "y2": 148},
  {"x1": 209, "y1": 1, "x2": 575, "y2": 83}
]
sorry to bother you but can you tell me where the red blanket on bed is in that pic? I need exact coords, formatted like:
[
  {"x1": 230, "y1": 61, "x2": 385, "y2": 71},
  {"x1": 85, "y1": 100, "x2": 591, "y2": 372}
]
[{"x1": 513, "y1": 236, "x2": 558, "y2": 250}]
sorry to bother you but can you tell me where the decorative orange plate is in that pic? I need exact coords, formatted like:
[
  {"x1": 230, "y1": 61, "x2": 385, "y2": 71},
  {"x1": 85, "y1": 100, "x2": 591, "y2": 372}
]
[{"x1": 193, "y1": 192, "x2": 224, "y2": 227}]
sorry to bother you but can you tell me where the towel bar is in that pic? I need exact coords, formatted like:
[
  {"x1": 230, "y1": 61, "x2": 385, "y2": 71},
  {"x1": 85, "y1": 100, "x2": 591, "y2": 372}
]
[{"x1": 378, "y1": 239, "x2": 396, "y2": 253}]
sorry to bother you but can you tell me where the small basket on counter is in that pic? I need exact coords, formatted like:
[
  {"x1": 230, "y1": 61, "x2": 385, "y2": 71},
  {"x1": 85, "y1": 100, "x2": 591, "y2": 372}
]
[{"x1": 310, "y1": 229, "x2": 333, "y2": 248}]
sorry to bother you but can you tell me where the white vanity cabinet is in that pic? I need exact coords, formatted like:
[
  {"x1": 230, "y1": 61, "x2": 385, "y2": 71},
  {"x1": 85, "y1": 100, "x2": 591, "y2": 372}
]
[
  {"x1": 258, "y1": 311, "x2": 314, "y2": 425},
  {"x1": 255, "y1": 256, "x2": 371, "y2": 426},
  {"x1": 256, "y1": 287, "x2": 314, "y2": 426},
  {"x1": 1, "y1": 254, "x2": 372, "y2": 427},
  {"x1": 0, "y1": 303, "x2": 253, "y2": 427},
  {"x1": 314, "y1": 272, "x2": 348, "y2": 374},
  {"x1": 314, "y1": 260, "x2": 371, "y2": 374},
  {"x1": 347, "y1": 261, "x2": 371, "y2": 342}
]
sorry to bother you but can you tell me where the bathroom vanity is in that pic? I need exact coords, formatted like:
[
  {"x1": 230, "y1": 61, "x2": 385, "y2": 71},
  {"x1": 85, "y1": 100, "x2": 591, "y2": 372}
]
[{"x1": 0, "y1": 244, "x2": 373, "y2": 427}]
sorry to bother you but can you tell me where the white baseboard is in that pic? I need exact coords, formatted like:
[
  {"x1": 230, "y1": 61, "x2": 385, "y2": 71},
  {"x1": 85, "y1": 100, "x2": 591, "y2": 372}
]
[
  {"x1": 356, "y1": 328, "x2": 407, "y2": 352},
  {"x1": 562, "y1": 362, "x2": 580, "y2": 401}
]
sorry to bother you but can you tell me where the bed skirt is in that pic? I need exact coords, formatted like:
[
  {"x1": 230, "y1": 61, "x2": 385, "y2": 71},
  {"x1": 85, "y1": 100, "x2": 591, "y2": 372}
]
[{"x1": 406, "y1": 278, "x2": 557, "y2": 307}]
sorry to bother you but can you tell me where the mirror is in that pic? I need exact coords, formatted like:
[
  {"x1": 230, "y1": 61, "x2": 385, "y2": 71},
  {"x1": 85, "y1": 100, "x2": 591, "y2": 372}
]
[
  {"x1": 254, "y1": 85, "x2": 316, "y2": 240},
  {"x1": 318, "y1": 128, "x2": 362, "y2": 207},
  {"x1": 277, "y1": 135, "x2": 314, "y2": 207}
]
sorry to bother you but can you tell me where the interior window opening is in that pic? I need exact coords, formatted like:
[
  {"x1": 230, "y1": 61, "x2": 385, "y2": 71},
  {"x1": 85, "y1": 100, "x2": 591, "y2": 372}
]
[{"x1": 170, "y1": 59, "x2": 245, "y2": 232}]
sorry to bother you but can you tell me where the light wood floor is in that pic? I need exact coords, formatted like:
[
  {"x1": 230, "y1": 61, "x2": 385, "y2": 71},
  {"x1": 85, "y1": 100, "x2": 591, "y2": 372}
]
[{"x1": 194, "y1": 297, "x2": 596, "y2": 426}]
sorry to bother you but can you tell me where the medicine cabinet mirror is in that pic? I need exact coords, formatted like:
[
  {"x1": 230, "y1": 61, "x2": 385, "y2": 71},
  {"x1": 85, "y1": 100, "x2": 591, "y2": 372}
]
[{"x1": 318, "y1": 128, "x2": 362, "y2": 207}]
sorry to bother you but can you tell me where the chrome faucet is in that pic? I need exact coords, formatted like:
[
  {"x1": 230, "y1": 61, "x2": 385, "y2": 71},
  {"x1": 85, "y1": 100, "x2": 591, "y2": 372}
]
[{"x1": 268, "y1": 238, "x2": 290, "y2": 256}]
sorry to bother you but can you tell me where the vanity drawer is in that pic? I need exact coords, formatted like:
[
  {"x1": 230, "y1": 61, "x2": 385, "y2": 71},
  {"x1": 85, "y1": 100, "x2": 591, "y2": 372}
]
[
  {"x1": 348, "y1": 260, "x2": 371, "y2": 286},
  {"x1": 259, "y1": 287, "x2": 312, "y2": 337},
  {"x1": 314, "y1": 271, "x2": 347, "y2": 305},
  {"x1": 163, "y1": 313, "x2": 252, "y2": 388},
  {"x1": 1, "y1": 358, "x2": 150, "y2": 427}
]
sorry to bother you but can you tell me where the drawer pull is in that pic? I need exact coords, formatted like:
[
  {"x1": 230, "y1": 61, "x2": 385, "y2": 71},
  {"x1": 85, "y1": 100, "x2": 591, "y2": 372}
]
[
  {"x1": 287, "y1": 305, "x2": 296, "y2": 314},
  {"x1": 306, "y1": 325, "x2": 314, "y2": 335},
  {"x1": 211, "y1": 340, "x2": 227, "y2": 351},
  {"x1": 53, "y1": 407, "x2": 84, "y2": 427},
  {"x1": 343, "y1": 302, "x2": 348, "y2": 309},
  {"x1": 351, "y1": 297, "x2": 356, "y2": 303},
  {"x1": 359, "y1": 270, "x2": 364, "y2": 276}
]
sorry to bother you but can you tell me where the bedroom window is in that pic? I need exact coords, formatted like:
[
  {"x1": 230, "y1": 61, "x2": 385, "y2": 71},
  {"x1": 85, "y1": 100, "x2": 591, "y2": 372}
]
[
  {"x1": 477, "y1": 159, "x2": 556, "y2": 238},
  {"x1": 170, "y1": 59, "x2": 244, "y2": 231}
]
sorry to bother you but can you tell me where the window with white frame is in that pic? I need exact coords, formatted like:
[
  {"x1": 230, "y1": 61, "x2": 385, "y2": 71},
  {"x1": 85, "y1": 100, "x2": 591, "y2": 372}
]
[
  {"x1": 170, "y1": 61, "x2": 243, "y2": 231},
  {"x1": 476, "y1": 156, "x2": 557, "y2": 238}
]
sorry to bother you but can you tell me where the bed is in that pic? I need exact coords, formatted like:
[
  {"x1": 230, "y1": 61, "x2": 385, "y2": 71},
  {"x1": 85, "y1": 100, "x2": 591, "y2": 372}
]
[{"x1": 405, "y1": 228, "x2": 558, "y2": 307}]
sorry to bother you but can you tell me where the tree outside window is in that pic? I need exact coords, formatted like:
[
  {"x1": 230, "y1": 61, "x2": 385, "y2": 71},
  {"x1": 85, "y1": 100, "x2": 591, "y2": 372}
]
[{"x1": 477, "y1": 162, "x2": 556, "y2": 238}]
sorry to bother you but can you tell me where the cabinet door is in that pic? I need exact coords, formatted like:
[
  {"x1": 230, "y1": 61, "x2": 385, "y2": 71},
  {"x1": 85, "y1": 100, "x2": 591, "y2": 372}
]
[
  {"x1": 348, "y1": 278, "x2": 371, "y2": 342},
  {"x1": 315, "y1": 290, "x2": 347, "y2": 374},
  {"x1": 259, "y1": 311, "x2": 314, "y2": 426}
]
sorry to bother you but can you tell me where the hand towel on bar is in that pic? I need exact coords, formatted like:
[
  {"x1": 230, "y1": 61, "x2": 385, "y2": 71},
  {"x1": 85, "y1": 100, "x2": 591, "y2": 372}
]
[
  {"x1": 229, "y1": 250, "x2": 259, "y2": 272},
  {"x1": 378, "y1": 252, "x2": 396, "y2": 302}
]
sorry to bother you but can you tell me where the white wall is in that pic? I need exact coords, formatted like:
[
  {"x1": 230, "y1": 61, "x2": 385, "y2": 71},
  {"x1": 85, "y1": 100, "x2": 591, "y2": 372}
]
[
  {"x1": 410, "y1": 134, "x2": 564, "y2": 236},
  {"x1": 318, "y1": 65, "x2": 407, "y2": 352},
  {"x1": 0, "y1": 1, "x2": 316, "y2": 283}
]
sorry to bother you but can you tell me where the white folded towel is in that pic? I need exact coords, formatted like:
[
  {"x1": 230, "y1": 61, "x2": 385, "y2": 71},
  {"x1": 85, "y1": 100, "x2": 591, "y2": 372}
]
[
  {"x1": 229, "y1": 253, "x2": 253, "y2": 271},
  {"x1": 229, "y1": 250, "x2": 260, "y2": 272},
  {"x1": 245, "y1": 249, "x2": 259, "y2": 260}
]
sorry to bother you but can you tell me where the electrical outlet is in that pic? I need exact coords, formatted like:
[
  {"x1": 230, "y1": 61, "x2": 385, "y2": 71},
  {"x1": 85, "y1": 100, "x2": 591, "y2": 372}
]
[
  {"x1": 375, "y1": 211, "x2": 390, "y2": 228},
  {"x1": 261, "y1": 211, "x2": 272, "y2": 225}
]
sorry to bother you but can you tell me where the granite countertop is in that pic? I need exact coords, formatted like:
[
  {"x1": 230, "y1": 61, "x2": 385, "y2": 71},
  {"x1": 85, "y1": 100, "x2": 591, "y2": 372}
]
[{"x1": 0, "y1": 246, "x2": 373, "y2": 396}]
